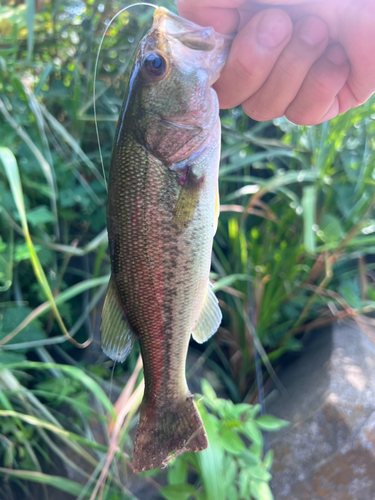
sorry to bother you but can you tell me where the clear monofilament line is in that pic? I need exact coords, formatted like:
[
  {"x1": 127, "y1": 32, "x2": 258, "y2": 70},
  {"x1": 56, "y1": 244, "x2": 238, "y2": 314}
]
[{"x1": 93, "y1": 3, "x2": 158, "y2": 192}]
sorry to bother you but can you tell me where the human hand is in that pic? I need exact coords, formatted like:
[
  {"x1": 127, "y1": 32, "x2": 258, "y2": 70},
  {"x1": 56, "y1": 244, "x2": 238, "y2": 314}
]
[{"x1": 177, "y1": 0, "x2": 375, "y2": 125}]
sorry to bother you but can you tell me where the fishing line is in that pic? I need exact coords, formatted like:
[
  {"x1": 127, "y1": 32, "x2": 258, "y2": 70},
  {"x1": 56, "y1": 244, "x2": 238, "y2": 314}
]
[{"x1": 94, "y1": 2, "x2": 158, "y2": 192}]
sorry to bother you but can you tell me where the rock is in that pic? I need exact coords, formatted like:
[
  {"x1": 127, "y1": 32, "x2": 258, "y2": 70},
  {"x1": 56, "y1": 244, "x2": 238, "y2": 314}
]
[{"x1": 268, "y1": 322, "x2": 375, "y2": 500}]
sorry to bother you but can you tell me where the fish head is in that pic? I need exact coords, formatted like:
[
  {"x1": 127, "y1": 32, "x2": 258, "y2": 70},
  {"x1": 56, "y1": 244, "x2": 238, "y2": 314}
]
[{"x1": 127, "y1": 7, "x2": 232, "y2": 163}]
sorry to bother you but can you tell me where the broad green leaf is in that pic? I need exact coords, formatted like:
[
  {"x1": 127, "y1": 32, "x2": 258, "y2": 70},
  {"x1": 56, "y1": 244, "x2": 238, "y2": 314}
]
[
  {"x1": 201, "y1": 379, "x2": 217, "y2": 407},
  {"x1": 196, "y1": 404, "x2": 225, "y2": 500},
  {"x1": 320, "y1": 213, "x2": 345, "y2": 243},
  {"x1": 160, "y1": 484, "x2": 196, "y2": 500},
  {"x1": 220, "y1": 428, "x2": 245, "y2": 455},
  {"x1": 227, "y1": 484, "x2": 237, "y2": 500},
  {"x1": 250, "y1": 480, "x2": 273, "y2": 500},
  {"x1": 0, "y1": 352, "x2": 26, "y2": 365},
  {"x1": 248, "y1": 465, "x2": 271, "y2": 482},
  {"x1": 230, "y1": 403, "x2": 253, "y2": 419},
  {"x1": 242, "y1": 421, "x2": 263, "y2": 446},
  {"x1": 0, "y1": 307, "x2": 45, "y2": 350},
  {"x1": 256, "y1": 415, "x2": 289, "y2": 432},
  {"x1": 239, "y1": 451, "x2": 259, "y2": 467},
  {"x1": 26, "y1": 206, "x2": 55, "y2": 226},
  {"x1": 263, "y1": 450, "x2": 274, "y2": 470},
  {"x1": 167, "y1": 458, "x2": 188, "y2": 486},
  {"x1": 239, "y1": 468, "x2": 250, "y2": 499}
]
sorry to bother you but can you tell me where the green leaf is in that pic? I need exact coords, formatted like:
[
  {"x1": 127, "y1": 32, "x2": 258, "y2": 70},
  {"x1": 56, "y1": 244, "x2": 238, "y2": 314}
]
[
  {"x1": 250, "y1": 480, "x2": 273, "y2": 500},
  {"x1": 201, "y1": 379, "x2": 217, "y2": 408},
  {"x1": 224, "y1": 458, "x2": 237, "y2": 486},
  {"x1": 230, "y1": 403, "x2": 253, "y2": 419},
  {"x1": 242, "y1": 421, "x2": 263, "y2": 446},
  {"x1": 15, "y1": 243, "x2": 42, "y2": 262},
  {"x1": 0, "y1": 307, "x2": 45, "y2": 349},
  {"x1": 160, "y1": 484, "x2": 196, "y2": 500},
  {"x1": 26, "y1": 206, "x2": 55, "y2": 226},
  {"x1": 239, "y1": 451, "x2": 259, "y2": 467},
  {"x1": 256, "y1": 415, "x2": 289, "y2": 432},
  {"x1": 263, "y1": 450, "x2": 274, "y2": 470},
  {"x1": 220, "y1": 428, "x2": 245, "y2": 455},
  {"x1": 249, "y1": 466, "x2": 271, "y2": 482},
  {"x1": 239, "y1": 469, "x2": 250, "y2": 499},
  {"x1": 0, "y1": 352, "x2": 26, "y2": 365},
  {"x1": 320, "y1": 213, "x2": 345, "y2": 243},
  {"x1": 227, "y1": 484, "x2": 237, "y2": 500},
  {"x1": 168, "y1": 458, "x2": 188, "y2": 485},
  {"x1": 196, "y1": 404, "x2": 226, "y2": 500}
]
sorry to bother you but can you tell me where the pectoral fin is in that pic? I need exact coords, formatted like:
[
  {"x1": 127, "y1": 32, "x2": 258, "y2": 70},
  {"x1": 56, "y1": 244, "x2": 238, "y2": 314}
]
[
  {"x1": 192, "y1": 282, "x2": 222, "y2": 344},
  {"x1": 173, "y1": 166, "x2": 202, "y2": 232},
  {"x1": 101, "y1": 276, "x2": 135, "y2": 363}
]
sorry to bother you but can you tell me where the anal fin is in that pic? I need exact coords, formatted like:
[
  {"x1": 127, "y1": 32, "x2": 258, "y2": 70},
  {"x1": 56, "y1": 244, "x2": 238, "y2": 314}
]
[
  {"x1": 192, "y1": 282, "x2": 222, "y2": 344},
  {"x1": 101, "y1": 276, "x2": 135, "y2": 363}
]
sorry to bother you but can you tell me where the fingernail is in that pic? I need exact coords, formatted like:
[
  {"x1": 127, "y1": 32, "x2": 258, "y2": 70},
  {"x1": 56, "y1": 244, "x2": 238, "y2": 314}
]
[
  {"x1": 257, "y1": 10, "x2": 291, "y2": 49},
  {"x1": 299, "y1": 17, "x2": 327, "y2": 46},
  {"x1": 326, "y1": 44, "x2": 348, "y2": 65}
]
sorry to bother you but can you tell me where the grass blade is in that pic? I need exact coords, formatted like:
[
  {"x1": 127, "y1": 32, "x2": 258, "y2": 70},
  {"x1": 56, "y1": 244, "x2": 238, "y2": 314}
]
[
  {"x1": 302, "y1": 185, "x2": 317, "y2": 254},
  {"x1": 0, "y1": 147, "x2": 92, "y2": 349},
  {"x1": 25, "y1": 0, "x2": 35, "y2": 62},
  {"x1": 0, "y1": 467, "x2": 90, "y2": 497},
  {"x1": 0, "y1": 362, "x2": 116, "y2": 420}
]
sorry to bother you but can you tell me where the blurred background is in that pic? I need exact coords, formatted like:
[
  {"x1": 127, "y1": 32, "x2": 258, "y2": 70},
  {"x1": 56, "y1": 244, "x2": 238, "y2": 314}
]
[{"x1": 0, "y1": 0, "x2": 374, "y2": 499}]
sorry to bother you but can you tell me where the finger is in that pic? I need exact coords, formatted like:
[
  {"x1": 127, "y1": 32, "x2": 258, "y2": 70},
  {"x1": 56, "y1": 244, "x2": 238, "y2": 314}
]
[
  {"x1": 243, "y1": 15, "x2": 329, "y2": 121},
  {"x1": 177, "y1": 0, "x2": 243, "y2": 34},
  {"x1": 285, "y1": 44, "x2": 350, "y2": 125},
  {"x1": 341, "y1": 1, "x2": 375, "y2": 105},
  {"x1": 337, "y1": 83, "x2": 361, "y2": 115},
  {"x1": 213, "y1": 9, "x2": 293, "y2": 109}
]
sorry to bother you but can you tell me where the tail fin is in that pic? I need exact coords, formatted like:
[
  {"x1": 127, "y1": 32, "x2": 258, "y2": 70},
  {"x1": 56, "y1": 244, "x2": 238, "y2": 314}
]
[{"x1": 132, "y1": 395, "x2": 208, "y2": 473}]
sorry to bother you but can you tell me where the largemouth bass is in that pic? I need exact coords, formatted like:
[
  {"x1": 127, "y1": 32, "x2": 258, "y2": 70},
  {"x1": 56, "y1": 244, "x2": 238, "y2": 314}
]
[{"x1": 101, "y1": 7, "x2": 230, "y2": 472}]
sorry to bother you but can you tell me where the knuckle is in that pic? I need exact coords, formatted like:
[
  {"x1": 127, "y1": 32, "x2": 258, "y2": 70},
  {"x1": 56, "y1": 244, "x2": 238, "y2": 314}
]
[
  {"x1": 232, "y1": 56, "x2": 259, "y2": 83},
  {"x1": 308, "y1": 69, "x2": 335, "y2": 99}
]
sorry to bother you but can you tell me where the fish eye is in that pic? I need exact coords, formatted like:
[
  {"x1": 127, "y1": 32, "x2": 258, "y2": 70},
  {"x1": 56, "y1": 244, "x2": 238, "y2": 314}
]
[{"x1": 143, "y1": 52, "x2": 167, "y2": 78}]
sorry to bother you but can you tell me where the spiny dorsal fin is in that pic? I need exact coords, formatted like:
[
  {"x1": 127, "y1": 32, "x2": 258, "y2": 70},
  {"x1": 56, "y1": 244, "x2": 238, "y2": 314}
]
[
  {"x1": 101, "y1": 276, "x2": 135, "y2": 363},
  {"x1": 192, "y1": 282, "x2": 222, "y2": 344}
]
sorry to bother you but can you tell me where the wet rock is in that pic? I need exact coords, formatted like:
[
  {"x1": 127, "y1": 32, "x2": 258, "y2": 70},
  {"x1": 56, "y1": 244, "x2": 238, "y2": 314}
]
[{"x1": 268, "y1": 322, "x2": 375, "y2": 500}]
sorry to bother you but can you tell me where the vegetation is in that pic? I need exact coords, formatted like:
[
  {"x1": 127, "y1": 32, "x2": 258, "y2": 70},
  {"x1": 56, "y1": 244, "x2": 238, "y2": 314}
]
[{"x1": 0, "y1": 0, "x2": 374, "y2": 498}]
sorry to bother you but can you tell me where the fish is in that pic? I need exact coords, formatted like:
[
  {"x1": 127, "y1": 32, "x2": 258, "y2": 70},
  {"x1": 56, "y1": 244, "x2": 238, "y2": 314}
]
[{"x1": 100, "y1": 6, "x2": 231, "y2": 473}]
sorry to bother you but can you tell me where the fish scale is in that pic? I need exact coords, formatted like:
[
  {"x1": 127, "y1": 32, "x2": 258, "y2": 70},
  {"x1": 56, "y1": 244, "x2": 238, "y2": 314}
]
[{"x1": 100, "y1": 6, "x2": 231, "y2": 472}]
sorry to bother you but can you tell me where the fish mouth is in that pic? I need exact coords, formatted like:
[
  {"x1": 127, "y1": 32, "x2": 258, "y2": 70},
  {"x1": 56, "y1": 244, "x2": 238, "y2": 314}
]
[{"x1": 152, "y1": 7, "x2": 233, "y2": 85}]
